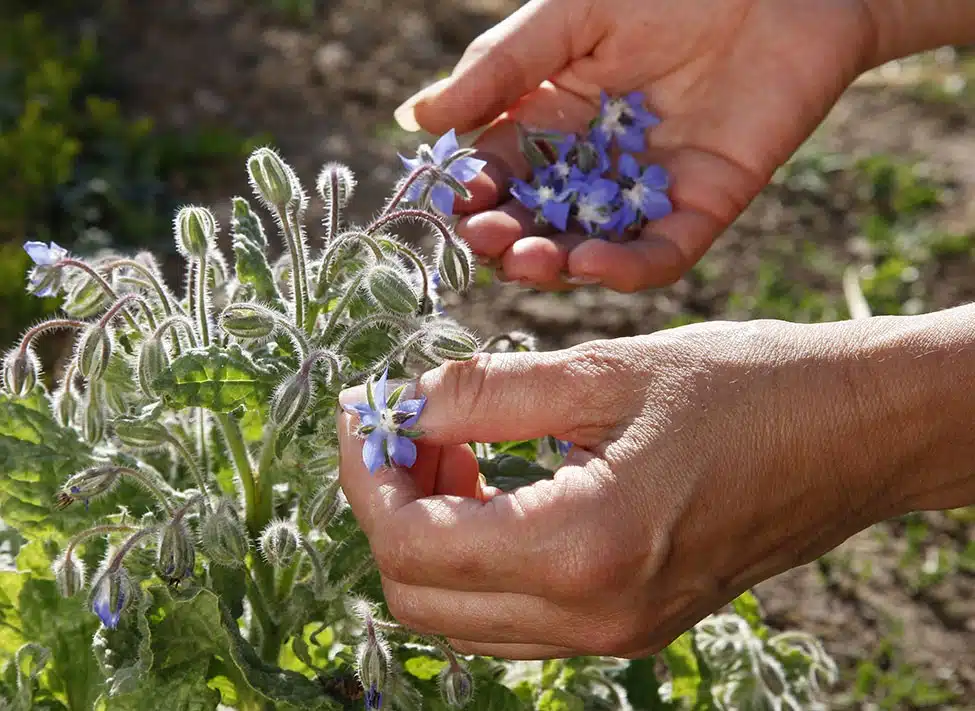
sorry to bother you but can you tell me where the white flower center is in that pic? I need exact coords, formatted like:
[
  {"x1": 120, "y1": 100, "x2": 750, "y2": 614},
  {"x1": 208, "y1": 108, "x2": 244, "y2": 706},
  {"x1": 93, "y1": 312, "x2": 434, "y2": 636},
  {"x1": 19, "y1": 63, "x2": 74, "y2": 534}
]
[
  {"x1": 379, "y1": 408, "x2": 398, "y2": 433},
  {"x1": 599, "y1": 100, "x2": 627, "y2": 135},
  {"x1": 576, "y1": 201, "x2": 609, "y2": 225},
  {"x1": 537, "y1": 185, "x2": 557, "y2": 203},
  {"x1": 624, "y1": 184, "x2": 645, "y2": 209}
]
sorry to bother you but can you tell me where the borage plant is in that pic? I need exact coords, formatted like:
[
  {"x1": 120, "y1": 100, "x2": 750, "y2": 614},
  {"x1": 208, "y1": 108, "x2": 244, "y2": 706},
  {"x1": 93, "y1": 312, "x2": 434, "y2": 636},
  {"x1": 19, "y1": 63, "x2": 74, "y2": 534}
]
[{"x1": 1, "y1": 115, "x2": 835, "y2": 711}]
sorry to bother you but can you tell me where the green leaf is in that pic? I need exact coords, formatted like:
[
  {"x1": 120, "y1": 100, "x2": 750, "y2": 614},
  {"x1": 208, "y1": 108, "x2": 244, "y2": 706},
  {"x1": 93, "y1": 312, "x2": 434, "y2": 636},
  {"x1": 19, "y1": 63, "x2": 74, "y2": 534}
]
[
  {"x1": 660, "y1": 633, "x2": 701, "y2": 705},
  {"x1": 466, "y1": 681, "x2": 527, "y2": 711},
  {"x1": 536, "y1": 688, "x2": 585, "y2": 711},
  {"x1": 476, "y1": 454, "x2": 554, "y2": 491},
  {"x1": 151, "y1": 344, "x2": 278, "y2": 413},
  {"x1": 231, "y1": 199, "x2": 284, "y2": 311},
  {"x1": 731, "y1": 591, "x2": 767, "y2": 638},
  {"x1": 403, "y1": 655, "x2": 447, "y2": 681},
  {"x1": 231, "y1": 196, "x2": 269, "y2": 249},
  {"x1": 619, "y1": 657, "x2": 674, "y2": 710}
]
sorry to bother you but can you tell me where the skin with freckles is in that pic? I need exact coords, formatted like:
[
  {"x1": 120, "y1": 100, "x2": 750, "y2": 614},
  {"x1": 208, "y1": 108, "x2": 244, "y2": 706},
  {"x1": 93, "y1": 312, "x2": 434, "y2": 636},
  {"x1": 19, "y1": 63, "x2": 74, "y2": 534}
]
[{"x1": 338, "y1": 308, "x2": 975, "y2": 659}]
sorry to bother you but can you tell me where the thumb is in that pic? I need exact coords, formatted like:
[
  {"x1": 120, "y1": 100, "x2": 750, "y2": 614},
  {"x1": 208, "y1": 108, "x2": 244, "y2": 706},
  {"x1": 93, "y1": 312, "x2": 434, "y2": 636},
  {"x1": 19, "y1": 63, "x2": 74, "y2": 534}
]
[
  {"x1": 339, "y1": 349, "x2": 607, "y2": 446},
  {"x1": 394, "y1": 0, "x2": 577, "y2": 135}
]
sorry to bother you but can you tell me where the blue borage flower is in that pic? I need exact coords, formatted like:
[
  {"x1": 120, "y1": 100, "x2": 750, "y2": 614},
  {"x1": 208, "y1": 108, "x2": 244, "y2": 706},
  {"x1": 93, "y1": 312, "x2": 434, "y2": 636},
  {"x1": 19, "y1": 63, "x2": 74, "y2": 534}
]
[
  {"x1": 91, "y1": 567, "x2": 131, "y2": 629},
  {"x1": 365, "y1": 682, "x2": 382, "y2": 710},
  {"x1": 24, "y1": 240, "x2": 67, "y2": 297},
  {"x1": 398, "y1": 129, "x2": 487, "y2": 215},
  {"x1": 509, "y1": 91, "x2": 673, "y2": 240},
  {"x1": 343, "y1": 367, "x2": 427, "y2": 475}
]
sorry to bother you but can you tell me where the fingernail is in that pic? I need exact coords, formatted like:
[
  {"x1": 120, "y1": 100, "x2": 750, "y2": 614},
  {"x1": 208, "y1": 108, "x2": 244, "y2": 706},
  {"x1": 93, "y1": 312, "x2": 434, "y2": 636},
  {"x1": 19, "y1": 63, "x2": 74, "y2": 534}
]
[
  {"x1": 562, "y1": 275, "x2": 600, "y2": 286},
  {"x1": 393, "y1": 78, "x2": 449, "y2": 132}
]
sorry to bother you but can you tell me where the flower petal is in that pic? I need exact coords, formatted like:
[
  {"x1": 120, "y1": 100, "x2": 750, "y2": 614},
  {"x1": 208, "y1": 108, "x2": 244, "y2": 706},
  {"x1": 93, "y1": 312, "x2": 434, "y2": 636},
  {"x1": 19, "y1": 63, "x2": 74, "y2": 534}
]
[
  {"x1": 640, "y1": 165, "x2": 669, "y2": 191},
  {"x1": 616, "y1": 129, "x2": 647, "y2": 154},
  {"x1": 449, "y1": 155, "x2": 487, "y2": 183},
  {"x1": 24, "y1": 241, "x2": 54, "y2": 265},
  {"x1": 430, "y1": 183, "x2": 455, "y2": 215},
  {"x1": 388, "y1": 434, "x2": 418, "y2": 469},
  {"x1": 618, "y1": 154, "x2": 641, "y2": 180},
  {"x1": 362, "y1": 429, "x2": 387, "y2": 475},
  {"x1": 396, "y1": 396, "x2": 426, "y2": 427},
  {"x1": 541, "y1": 201, "x2": 571, "y2": 231},
  {"x1": 640, "y1": 190, "x2": 673, "y2": 221},
  {"x1": 510, "y1": 179, "x2": 541, "y2": 209},
  {"x1": 374, "y1": 367, "x2": 390, "y2": 408},
  {"x1": 399, "y1": 154, "x2": 424, "y2": 172},
  {"x1": 432, "y1": 129, "x2": 459, "y2": 164},
  {"x1": 343, "y1": 402, "x2": 380, "y2": 427}
]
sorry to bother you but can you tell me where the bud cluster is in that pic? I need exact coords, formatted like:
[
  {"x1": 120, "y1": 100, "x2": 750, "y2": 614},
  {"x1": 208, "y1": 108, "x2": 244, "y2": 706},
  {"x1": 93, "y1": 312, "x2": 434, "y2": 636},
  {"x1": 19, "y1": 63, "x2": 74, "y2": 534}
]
[{"x1": 510, "y1": 91, "x2": 673, "y2": 240}]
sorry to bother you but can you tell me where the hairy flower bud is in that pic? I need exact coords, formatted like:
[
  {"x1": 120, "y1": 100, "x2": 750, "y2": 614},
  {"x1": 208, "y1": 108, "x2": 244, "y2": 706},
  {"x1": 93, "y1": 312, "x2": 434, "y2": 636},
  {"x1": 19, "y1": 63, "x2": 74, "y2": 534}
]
[
  {"x1": 136, "y1": 336, "x2": 169, "y2": 399},
  {"x1": 356, "y1": 631, "x2": 391, "y2": 710},
  {"x1": 306, "y1": 478, "x2": 343, "y2": 531},
  {"x1": 436, "y1": 240, "x2": 474, "y2": 293},
  {"x1": 439, "y1": 662, "x2": 474, "y2": 708},
  {"x1": 175, "y1": 206, "x2": 217, "y2": 259},
  {"x1": 316, "y1": 162, "x2": 356, "y2": 210},
  {"x1": 219, "y1": 303, "x2": 276, "y2": 340},
  {"x1": 76, "y1": 325, "x2": 112, "y2": 381},
  {"x1": 366, "y1": 265, "x2": 419, "y2": 315},
  {"x1": 270, "y1": 372, "x2": 312, "y2": 432},
  {"x1": 63, "y1": 277, "x2": 110, "y2": 319},
  {"x1": 424, "y1": 327, "x2": 479, "y2": 361},
  {"x1": 3, "y1": 348, "x2": 38, "y2": 397},
  {"x1": 52, "y1": 551, "x2": 85, "y2": 598},
  {"x1": 200, "y1": 499, "x2": 250, "y2": 567},
  {"x1": 90, "y1": 566, "x2": 133, "y2": 629},
  {"x1": 113, "y1": 416, "x2": 170, "y2": 450},
  {"x1": 258, "y1": 520, "x2": 300, "y2": 568},
  {"x1": 156, "y1": 520, "x2": 196, "y2": 583},
  {"x1": 56, "y1": 465, "x2": 122, "y2": 509},
  {"x1": 82, "y1": 388, "x2": 105, "y2": 444},
  {"x1": 51, "y1": 386, "x2": 79, "y2": 428},
  {"x1": 247, "y1": 147, "x2": 296, "y2": 208}
]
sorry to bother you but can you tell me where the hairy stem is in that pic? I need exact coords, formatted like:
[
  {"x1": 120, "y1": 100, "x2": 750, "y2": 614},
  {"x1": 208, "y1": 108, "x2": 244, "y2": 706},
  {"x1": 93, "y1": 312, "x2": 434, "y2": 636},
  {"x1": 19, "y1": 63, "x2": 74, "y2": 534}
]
[
  {"x1": 195, "y1": 255, "x2": 210, "y2": 347},
  {"x1": 103, "y1": 258, "x2": 182, "y2": 317},
  {"x1": 168, "y1": 436, "x2": 211, "y2": 508},
  {"x1": 216, "y1": 413, "x2": 258, "y2": 533},
  {"x1": 278, "y1": 207, "x2": 308, "y2": 331},
  {"x1": 55, "y1": 258, "x2": 139, "y2": 333},
  {"x1": 64, "y1": 524, "x2": 137, "y2": 558},
  {"x1": 319, "y1": 272, "x2": 366, "y2": 346},
  {"x1": 18, "y1": 319, "x2": 85, "y2": 354},
  {"x1": 377, "y1": 164, "x2": 435, "y2": 218}
]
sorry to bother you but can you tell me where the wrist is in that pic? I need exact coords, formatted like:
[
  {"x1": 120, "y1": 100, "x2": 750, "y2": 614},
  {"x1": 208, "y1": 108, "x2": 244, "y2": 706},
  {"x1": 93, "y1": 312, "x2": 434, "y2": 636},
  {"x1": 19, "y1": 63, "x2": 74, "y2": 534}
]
[
  {"x1": 859, "y1": 0, "x2": 975, "y2": 69},
  {"x1": 830, "y1": 305, "x2": 975, "y2": 516}
]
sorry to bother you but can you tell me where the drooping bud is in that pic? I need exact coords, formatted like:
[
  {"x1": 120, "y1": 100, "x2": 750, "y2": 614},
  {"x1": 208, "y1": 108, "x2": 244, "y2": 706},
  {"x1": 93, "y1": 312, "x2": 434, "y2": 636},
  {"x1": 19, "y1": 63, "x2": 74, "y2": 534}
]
[
  {"x1": 365, "y1": 265, "x2": 419, "y2": 315},
  {"x1": 89, "y1": 566, "x2": 133, "y2": 629},
  {"x1": 247, "y1": 147, "x2": 296, "y2": 209},
  {"x1": 423, "y1": 326, "x2": 479, "y2": 361},
  {"x1": 56, "y1": 465, "x2": 122, "y2": 509},
  {"x1": 52, "y1": 551, "x2": 86, "y2": 598},
  {"x1": 200, "y1": 499, "x2": 250, "y2": 567},
  {"x1": 219, "y1": 303, "x2": 276, "y2": 340},
  {"x1": 76, "y1": 325, "x2": 112, "y2": 381},
  {"x1": 2, "y1": 348, "x2": 38, "y2": 397},
  {"x1": 356, "y1": 628, "x2": 391, "y2": 710},
  {"x1": 316, "y1": 162, "x2": 356, "y2": 211},
  {"x1": 436, "y1": 239, "x2": 474, "y2": 293},
  {"x1": 258, "y1": 520, "x2": 300, "y2": 568},
  {"x1": 112, "y1": 416, "x2": 171, "y2": 450},
  {"x1": 63, "y1": 276, "x2": 111, "y2": 319},
  {"x1": 51, "y1": 385, "x2": 79, "y2": 427},
  {"x1": 136, "y1": 335, "x2": 169, "y2": 399},
  {"x1": 270, "y1": 372, "x2": 312, "y2": 432},
  {"x1": 175, "y1": 206, "x2": 217, "y2": 259},
  {"x1": 305, "y1": 478, "x2": 343, "y2": 531},
  {"x1": 82, "y1": 385, "x2": 105, "y2": 444},
  {"x1": 439, "y1": 661, "x2": 475, "y2": 708},
  {"x1": 156, "y1": 519, "x2": 196, "y2": 583}
]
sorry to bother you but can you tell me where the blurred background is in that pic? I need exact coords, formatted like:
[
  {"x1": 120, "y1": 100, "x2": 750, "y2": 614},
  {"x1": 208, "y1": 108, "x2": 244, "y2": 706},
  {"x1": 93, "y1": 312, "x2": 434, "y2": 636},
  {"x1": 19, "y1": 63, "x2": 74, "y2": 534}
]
[{"x1": 2, "y1": 1, "x2": 973, "y2": 707}]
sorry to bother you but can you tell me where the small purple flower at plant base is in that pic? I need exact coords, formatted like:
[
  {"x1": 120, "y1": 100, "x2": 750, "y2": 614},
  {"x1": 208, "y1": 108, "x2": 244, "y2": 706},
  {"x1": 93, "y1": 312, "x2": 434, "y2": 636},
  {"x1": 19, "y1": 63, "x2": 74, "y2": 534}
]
[
  {"x1": 510, "y1": 168, "x2": 573, "y2": 231},
  {"x1": 614, "y1": 153, "x2": 673, "y2": 231},
  {"x1": 343, "y1": 367, "x2": 427, "y2": 475},
  {"x1": 399, "y1": 129, "x2": 487, "y2": 215},
  {"x1": 591, "y1": 91, "x2": 661, "y2": 153},
  {"x1": 571, "y1": 177, "x2": 620, "y2": 235},
  {"x1": 23, "y1": 240, "x2": 67, "y2": 297}
]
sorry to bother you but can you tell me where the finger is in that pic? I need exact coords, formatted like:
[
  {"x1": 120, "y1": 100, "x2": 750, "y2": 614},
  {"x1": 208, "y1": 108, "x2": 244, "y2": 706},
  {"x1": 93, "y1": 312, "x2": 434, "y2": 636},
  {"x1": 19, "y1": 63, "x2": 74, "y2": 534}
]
[
  {"x1": 340, "y1": 349, "x2": 615, "y2": 446},
  {"x1": 395, "y1": 0, "x2": 584, "y2": 135},
  {"x1": 435, "y1": 444, "x2": 481, "y2": 498},
  {"x1": 448, "y1": 640, "x2": 578, "y2": 660},
  {"x1": 456, "y1": 202, "x2": 549, "y2": 260}
]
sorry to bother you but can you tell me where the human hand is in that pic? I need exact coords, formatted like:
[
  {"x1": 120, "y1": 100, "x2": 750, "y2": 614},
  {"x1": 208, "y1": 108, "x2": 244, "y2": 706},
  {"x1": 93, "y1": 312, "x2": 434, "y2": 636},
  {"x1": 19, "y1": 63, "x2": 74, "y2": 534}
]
[
  {"x1": 335, "y1": 314, "x2": 970, "y2": 659},
  {"x1": 394, "y1": 0, "x2": 876, "y2": 292}
]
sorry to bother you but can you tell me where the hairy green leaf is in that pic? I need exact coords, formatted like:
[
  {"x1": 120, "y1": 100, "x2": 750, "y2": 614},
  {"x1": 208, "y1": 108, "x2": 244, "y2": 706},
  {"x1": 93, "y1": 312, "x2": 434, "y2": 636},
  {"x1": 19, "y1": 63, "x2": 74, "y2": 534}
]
[
  {"x1": 477, "y1": 454, "x2": 554, "y2": 491},
  {"x1": 151, "y1": 345, "x2": 278, "y2": 413}
]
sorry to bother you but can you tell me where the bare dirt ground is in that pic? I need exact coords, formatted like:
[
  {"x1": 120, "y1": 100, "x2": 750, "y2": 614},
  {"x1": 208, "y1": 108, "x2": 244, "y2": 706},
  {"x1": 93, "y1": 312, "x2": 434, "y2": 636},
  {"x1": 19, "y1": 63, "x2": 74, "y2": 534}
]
[{"x1": 106, "y1": 1, "x2": 975, "y2": 707}]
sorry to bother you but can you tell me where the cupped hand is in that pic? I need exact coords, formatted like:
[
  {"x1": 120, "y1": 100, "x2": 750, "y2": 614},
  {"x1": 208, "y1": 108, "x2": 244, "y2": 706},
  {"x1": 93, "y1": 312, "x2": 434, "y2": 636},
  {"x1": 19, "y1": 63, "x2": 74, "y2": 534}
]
[
  {"x1": 336, "y1": 319, "x2": 908, "y2": 659},
  {"x1": 395, "y1": 0, "x2": 876, "y2": 292}
]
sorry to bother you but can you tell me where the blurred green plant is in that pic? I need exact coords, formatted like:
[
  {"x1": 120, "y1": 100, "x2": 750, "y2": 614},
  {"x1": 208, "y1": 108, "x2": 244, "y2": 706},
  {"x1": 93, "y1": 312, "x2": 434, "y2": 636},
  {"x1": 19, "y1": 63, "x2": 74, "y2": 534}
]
[{"x1": 0, "y1": 11, "x2": 263, "y2": 349}]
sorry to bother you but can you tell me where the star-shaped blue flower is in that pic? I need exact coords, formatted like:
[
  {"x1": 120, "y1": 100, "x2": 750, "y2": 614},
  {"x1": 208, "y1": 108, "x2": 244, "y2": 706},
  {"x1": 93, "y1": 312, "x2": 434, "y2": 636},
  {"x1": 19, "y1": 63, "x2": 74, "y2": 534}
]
[
  {"x1": 399, "y1": 129, "x2": 487, "y2": 215},
  {"x1": 591, "y1": 91, "x2": 661, "y2": 153},
  {"x1": 23, "y1": 240, "x2": 67, "y2": 297},
  {"x1": 614, "y1": 153, "x2": 673, "y2": 230},
  {"x1": 91, "y1": 569, "x2": 128, "y2": 629},
  {"x1": 344, "y1": 367, "x2": 427, "y2": 475},
  {"x1": 571, "y1": 177, "x2": 620, "y2": 235},
  {"x1": 510, "y1": 167, "x2": 573, "y2": 231}
]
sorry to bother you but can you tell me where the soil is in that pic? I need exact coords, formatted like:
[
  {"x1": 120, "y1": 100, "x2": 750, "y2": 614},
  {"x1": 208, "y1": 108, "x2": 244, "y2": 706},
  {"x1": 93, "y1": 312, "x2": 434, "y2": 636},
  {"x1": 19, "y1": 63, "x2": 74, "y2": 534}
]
[{"x1": 102, "y1": 1, "x2": 975, "y2": 707}]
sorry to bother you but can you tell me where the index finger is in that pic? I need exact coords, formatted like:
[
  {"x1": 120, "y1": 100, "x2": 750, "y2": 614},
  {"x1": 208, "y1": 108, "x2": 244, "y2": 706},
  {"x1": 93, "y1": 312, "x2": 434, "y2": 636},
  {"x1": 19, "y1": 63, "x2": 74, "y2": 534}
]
[{"x1": 336, "y1": 409, "x2": 595, "y2": 596}]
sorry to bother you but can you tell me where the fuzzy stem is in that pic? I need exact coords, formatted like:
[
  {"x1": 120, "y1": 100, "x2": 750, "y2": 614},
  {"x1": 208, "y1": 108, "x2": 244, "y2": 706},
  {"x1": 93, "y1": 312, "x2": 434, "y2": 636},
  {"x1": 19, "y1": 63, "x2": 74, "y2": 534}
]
[
  {"x1": 152, "y1": 315, "x2": 200, "y2": 348},
  {"x1": 103, "y1": 466, "x2": 176, "y2": 515},
  {"x1": 216, "y1": 413, "x2": 258, "y2": 533},
  {"x1": 167, "y1": 436, "x2": 212, "y2": 507},
  {"x1": 106, "y1": 526, "x2": 157, "y2": 572},
  {"x1": 369, "y1": 208, "x2": 456, "y2": 246},
  {"x1": 18, "y1": 319, "x2": 85, "y2": 354},
  {"x1": 378, "y1": 164, "x2": 436, "y2": 218},
  {"x1": 325, "y1": 170, "x2": 341, "y2": 244},
  {"x1": 318, "y1": 231, "x2": 384, "y2": 298},
  {"x1": 103, "y1": 258, "x2": 182, "y2": 317},
  {"x1": 64, "y1": 524, "x2": 137, "y2": 559},
  {"x1": 334, "y1": 313, "x2": 413, "y2": 353},
  {"x1": 55, "y1": 258, "x2": 139, "y2": 332},
  {"x1": 194, "y1": 255, "x2": 210, "y2": 347},
  {"x1": 98, "y1": 293, "x2": 156, "y2": 332},
  {"x1": 278, "y1": 206, "x2": 309, "y2": 331},
  {"x1": 319, "y1": 272, "x2": 366, "y2": 345}
]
